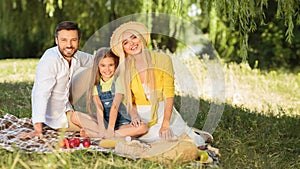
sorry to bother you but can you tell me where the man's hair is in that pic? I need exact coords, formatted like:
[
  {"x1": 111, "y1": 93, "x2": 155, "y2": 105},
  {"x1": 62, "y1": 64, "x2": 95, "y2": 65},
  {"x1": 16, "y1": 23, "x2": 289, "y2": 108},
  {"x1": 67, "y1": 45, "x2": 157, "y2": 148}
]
[{"x1": 55, "y1": 21, "x2": 81, "y2": 39}]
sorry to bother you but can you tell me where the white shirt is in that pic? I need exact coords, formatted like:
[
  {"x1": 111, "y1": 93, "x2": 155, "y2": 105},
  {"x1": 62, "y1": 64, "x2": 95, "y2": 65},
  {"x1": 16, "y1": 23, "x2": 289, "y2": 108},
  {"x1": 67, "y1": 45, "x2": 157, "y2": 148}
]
[{"x1": 31, "y1": 46, "x2": 94, "y2": 129}]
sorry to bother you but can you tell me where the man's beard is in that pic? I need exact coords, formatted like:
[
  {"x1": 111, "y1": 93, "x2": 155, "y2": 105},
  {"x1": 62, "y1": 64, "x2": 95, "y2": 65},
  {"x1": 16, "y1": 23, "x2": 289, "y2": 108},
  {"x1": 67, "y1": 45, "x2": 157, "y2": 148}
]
[{"x1": 59, "y1": 47, "x2": 77, "y2": 59}]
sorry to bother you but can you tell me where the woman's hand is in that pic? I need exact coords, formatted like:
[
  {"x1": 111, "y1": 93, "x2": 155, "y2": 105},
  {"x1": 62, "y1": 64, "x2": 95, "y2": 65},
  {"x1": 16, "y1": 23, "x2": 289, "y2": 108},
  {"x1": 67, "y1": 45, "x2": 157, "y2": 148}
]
[
  {"x1": 159, "y1": 98, "x2": 177, "y2": 141},
  {"x1": 159, "y1": 126, "x2": 177, "y2": 141}
]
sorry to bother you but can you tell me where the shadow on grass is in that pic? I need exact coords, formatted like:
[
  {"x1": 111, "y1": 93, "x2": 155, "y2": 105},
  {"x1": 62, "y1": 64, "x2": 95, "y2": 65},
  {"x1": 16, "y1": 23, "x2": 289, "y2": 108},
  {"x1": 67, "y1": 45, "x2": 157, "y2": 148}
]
[
  {"x1": 0, "y1": 82, "x2": 33, "y2": 118},
  {"x1": 175, "y1": 95, "x2": 300, "y2": 169},
  {"x1": 1, "y1": 82, "x2": 299, "y2": 168}
]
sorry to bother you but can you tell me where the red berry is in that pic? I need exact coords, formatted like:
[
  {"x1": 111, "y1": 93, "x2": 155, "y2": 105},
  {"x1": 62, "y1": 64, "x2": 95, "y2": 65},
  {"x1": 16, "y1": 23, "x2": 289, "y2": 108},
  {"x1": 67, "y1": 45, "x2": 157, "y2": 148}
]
[
  {"x1": 73, "y1": 138, "x2": 81, "y2": 147},
  {"x1": 68, "y1": 140, "x2": 75, "y2": 148},
  {"x1": 82, "y1": 139, "x2": 91, "y2": 148}
]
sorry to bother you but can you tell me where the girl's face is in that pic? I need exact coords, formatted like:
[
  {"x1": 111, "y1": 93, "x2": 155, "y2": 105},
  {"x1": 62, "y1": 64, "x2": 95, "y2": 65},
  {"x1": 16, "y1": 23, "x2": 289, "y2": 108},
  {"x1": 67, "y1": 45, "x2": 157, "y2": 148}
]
[
  {"x1": 121, "y1": 31, "x2": 143, "y2": 56},
  {"x1": 99, "y1": 57, "x2": 116, "y2": 82}
]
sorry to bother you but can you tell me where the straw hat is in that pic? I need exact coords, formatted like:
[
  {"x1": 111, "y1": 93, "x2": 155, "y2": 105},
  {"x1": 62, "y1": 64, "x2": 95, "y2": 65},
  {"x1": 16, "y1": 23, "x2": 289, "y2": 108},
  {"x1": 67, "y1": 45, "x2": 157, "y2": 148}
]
[{"x1": 110, "y1": 21, "x2": 150, "y2": 58}]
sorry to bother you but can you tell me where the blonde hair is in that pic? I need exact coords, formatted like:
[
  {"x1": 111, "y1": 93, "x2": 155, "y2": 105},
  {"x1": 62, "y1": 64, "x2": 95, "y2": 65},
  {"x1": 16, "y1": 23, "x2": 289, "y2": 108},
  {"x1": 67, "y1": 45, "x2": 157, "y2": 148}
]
[
  {"x1": 86, "y1": 47, "x2": 119, "y2": 114},
  {"x1": 115, "y1": 30, "x2": 156, "y2": 113}
]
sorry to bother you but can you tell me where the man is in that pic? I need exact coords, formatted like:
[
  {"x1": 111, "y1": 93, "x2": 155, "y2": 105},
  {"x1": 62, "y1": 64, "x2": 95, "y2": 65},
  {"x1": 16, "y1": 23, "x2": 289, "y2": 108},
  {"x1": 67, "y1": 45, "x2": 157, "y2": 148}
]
[{"x1": 18, "y1": 21, "x2": 94, "y2": 138}]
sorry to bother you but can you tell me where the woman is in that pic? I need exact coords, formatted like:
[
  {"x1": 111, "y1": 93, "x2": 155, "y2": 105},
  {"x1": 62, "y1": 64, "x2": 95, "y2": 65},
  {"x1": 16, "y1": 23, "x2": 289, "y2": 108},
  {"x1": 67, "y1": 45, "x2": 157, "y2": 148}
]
[{"x1": 108, "y1": 21, "x2": 213, "y2": 149}]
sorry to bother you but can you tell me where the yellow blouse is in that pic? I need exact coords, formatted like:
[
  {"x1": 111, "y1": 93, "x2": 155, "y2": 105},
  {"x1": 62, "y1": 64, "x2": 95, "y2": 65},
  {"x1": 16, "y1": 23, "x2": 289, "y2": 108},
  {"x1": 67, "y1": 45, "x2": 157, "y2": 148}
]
[
  {"x1": 115, "y1": 51, "x2": 175, "y2": 127},
  {"x1": 130, "y1": 51, "x2": 175, "y2": 105}
]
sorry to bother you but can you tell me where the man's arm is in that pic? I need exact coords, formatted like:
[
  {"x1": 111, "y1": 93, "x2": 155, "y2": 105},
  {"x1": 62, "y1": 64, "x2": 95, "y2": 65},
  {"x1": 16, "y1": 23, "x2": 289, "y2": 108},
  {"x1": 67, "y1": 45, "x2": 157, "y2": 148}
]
[{"x1": 18, "y1": 51, "x2": 57, "y2": 139}]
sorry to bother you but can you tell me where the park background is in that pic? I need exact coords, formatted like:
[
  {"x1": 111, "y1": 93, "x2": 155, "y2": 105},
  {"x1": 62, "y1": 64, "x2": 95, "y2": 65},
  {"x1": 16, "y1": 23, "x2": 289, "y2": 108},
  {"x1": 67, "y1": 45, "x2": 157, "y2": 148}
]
[{"x1": 0, "y1": 0, "x2": 299, "y2": 168}]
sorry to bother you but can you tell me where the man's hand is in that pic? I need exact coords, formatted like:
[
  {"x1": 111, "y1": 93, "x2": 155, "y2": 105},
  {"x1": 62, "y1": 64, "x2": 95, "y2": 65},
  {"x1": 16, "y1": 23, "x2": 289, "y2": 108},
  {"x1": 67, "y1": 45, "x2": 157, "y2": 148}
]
[
  {"x1": 17, "y1": 122, "x2": 43, "y2": 139},
  {"x1": 17, "y1": 131, "x2": 43, "y2": 139}
]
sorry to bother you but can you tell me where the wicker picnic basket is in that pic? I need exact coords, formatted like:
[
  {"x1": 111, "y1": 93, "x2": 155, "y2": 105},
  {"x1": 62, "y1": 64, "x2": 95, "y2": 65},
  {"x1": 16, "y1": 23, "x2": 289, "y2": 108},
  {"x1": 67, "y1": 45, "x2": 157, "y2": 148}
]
[{"x1": 115, "y1": 134, "x2": 198, "y2": 165}]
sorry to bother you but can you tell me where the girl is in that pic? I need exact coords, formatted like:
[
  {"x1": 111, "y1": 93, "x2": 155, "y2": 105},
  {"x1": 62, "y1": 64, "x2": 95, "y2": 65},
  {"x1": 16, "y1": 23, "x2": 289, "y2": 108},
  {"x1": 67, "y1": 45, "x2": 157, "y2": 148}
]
[
  {"x1": 109, "y1": 22, "x2": 213, "y2": 149},
  {"x1": 73, "y1": 47, "x2": 147, "y2": 138}
]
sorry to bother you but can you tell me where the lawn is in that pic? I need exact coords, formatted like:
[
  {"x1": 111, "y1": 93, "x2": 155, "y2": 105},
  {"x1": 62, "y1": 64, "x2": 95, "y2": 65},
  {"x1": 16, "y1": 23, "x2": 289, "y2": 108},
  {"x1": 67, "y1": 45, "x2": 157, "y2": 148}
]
[{"x1": 0, "y1": 58, "x2": 299, "y2": 168}]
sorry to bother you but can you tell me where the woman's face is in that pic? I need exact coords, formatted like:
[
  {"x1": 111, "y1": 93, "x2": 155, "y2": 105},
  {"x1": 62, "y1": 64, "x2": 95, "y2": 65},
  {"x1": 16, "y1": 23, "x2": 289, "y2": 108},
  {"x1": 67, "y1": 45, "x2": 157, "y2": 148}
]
[
  {"x1": 121, "y1": 31, "x2": 143, "y2": 56},
  {"x1": 99, "y1": 57, "x2": 116, "y2": 82}
]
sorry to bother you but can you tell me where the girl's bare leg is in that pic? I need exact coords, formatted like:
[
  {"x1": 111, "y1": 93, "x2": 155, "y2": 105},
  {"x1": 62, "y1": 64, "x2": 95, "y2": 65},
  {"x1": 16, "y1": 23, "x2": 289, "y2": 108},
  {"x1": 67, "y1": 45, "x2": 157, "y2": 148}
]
[
  {"x1": 80, "y1": 128, "x2": 102, "y2": 138},
  {"x1": 71, "y1": 111, "x2": 103, "y2": 138},
  {"x1": 115, "y1": 123, "x2": 148, "y2": 138}
]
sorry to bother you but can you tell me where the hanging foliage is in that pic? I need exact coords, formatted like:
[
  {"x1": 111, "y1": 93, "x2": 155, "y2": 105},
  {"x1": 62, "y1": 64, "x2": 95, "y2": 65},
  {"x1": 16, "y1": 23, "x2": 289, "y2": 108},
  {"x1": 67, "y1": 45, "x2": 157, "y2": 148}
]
[
  {"x1": 212, "y1": 0, "x2": 298, "y2": 62},
  {"x1": 0, "y1": 0, "x2": 299, "y2": 70}
]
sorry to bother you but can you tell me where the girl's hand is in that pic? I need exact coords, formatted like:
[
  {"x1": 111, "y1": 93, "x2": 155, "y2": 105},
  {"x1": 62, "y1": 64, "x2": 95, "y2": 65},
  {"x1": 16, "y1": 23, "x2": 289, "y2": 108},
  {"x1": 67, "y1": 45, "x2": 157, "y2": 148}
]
[
  {"x1": 104, "y1": 127, "x2": 115, "y2": 139},
  {"x1": 98, "y1": 127, "x2": 106, "y2": 139},
  {"x1": 159, "y1": 126, "x2": 176, "y2": 141},
  {"x1": 130, "y1": 115, "x2": 142, "y2": 127}
]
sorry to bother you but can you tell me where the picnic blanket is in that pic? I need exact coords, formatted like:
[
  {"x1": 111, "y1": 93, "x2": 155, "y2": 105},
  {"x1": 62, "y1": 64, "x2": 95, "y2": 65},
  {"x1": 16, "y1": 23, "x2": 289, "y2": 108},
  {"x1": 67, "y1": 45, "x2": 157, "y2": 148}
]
[
  {"x1": 0, "y1": 113, "x2": 220, "y2": 166},
  {"x1": 0, "y1": 113, "x2": 104, "y2": 153}
]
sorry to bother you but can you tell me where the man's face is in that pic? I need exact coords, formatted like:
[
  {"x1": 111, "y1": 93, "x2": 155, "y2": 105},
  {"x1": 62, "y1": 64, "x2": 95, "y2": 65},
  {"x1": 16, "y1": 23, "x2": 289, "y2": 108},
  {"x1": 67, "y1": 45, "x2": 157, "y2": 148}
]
[{"x1": 55, "y1": 30, "x2": 80, "y2": 59}]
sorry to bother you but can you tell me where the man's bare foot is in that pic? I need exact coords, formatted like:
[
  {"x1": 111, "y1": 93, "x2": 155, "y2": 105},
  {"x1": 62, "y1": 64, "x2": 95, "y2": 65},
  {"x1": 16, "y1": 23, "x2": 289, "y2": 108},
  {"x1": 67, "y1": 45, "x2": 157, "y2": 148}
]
[{"x1": 80, "y1": 128, "x2": 89, "y2": 138}]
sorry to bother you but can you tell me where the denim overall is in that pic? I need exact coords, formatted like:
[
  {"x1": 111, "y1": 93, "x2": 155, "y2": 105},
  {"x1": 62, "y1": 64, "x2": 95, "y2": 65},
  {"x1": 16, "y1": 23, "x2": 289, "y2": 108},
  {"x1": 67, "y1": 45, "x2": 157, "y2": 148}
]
[{"x1": 96, "y1": 82, "x2": 131, "y2": 130}]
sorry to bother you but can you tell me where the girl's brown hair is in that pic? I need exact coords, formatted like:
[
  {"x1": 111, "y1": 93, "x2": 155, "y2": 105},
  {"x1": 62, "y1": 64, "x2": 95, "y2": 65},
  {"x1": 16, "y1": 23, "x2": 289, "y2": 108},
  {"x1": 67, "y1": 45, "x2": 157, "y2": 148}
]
[{"x1": 86, "y1": 47, "x2": 119, "y2": 114}]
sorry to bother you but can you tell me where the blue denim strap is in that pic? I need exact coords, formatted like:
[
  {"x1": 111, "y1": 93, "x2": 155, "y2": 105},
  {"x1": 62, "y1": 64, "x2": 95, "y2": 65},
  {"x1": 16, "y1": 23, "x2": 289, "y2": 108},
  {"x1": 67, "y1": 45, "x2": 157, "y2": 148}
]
[{"x1": 96, "y1": 82, "x2": 115, "y2": 96}]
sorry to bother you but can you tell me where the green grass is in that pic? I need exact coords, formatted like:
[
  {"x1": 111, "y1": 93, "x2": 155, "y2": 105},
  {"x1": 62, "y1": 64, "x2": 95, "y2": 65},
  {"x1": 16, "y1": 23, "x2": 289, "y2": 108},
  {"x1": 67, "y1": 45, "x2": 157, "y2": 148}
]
[{"x1": 0, "y1": 59, "x2": 299, "y2": 168}]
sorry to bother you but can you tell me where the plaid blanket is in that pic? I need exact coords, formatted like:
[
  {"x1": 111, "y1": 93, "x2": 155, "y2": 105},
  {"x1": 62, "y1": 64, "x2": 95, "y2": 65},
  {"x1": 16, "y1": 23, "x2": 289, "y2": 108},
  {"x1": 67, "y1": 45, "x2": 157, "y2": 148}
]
[
  {"x1": 0, "y1": 113, "x2": 105, "y2": 153},
  {"x1": 0, "y1": 113, "x2": 220, "y2": 167}
]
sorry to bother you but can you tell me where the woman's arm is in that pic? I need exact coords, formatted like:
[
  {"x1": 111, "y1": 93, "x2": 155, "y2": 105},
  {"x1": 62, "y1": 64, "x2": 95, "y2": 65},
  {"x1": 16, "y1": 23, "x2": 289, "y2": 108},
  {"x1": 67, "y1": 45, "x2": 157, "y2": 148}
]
[
  {"x1": 159, "y1": 97, "x2": 175, "y2": 140},
  {"x1": 159, "y1": 53, "x2": 176, "y2": 139},
  {"x1": 162, "y1": 97, "x2": 173, "y2": 126}
]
